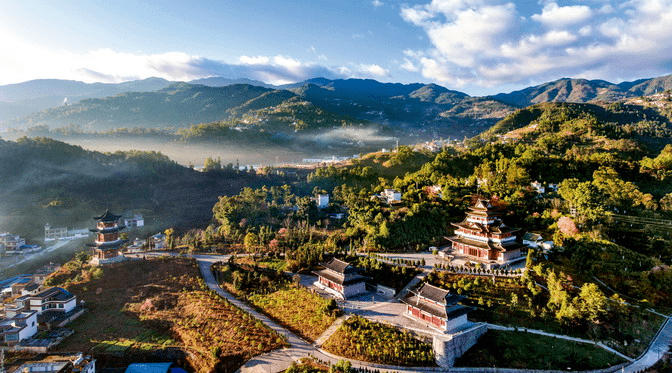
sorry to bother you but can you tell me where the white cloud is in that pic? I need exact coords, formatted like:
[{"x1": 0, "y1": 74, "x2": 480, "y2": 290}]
[
  {"x1": 401, "y1": 58, "x2": 420, "y2": 72},
  {"x1": 400, "y1": 0, "x2": 672, "y2": 88},
  {"x1": 0, "y1": 24, "x2": 395, "y2": 86},
  {"x1": 357, "y1": 64, "x2": 390, "y2": 78},
  {"x1": 531, "y1": 2, "x2": 592, "y2": 28},
  {"x1": 372, "y1": 0, "x2": 384, "y2": 7}
]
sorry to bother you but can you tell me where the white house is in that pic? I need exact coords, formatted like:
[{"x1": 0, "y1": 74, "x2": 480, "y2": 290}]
[
  {"x1": 123, "y1": 215, "x2": 145, "y2": 228},
  {"x1": 0, "y1": 310, "x2": 37, "y2": 345},
  {"x1": 314, "y1": 194, "x2": 330, "y2": 209},
  {"x1": 530, "y1": 181, "x2": 545, "y2": 194},
  {"x1": 383, "y1": 189, "x2": 402, "y2": 204},
  {"x1": 8, "y1": 287, "x2": 77, "y2": 318}
]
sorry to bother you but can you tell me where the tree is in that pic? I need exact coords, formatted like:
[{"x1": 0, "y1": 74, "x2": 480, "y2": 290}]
[
  {"x1": 203, "y1": 156, "x2": 222, "y2": 172},
  {"x1": 244, "y1": 232, "x2": 259, "y2": 252},
  {"x1": 578, "y1": 283, "x2": 607, "y2": 323},
  {"x1": 165, "y1": 227, "x2": 175, "y2": 250}
]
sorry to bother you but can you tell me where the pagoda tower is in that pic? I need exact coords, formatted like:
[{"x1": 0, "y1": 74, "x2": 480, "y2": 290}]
[
  {"x1": 448, "y1": 199, "x2": 525, "y2": 268},
  {"x1": 87, "y1": 210, "x2": 127, "y2": 265}
]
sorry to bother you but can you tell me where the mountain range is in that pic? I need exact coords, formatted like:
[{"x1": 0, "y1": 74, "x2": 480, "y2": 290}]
[{"x1": 2, "y1": 74, "x2": 671, "y2": 141}]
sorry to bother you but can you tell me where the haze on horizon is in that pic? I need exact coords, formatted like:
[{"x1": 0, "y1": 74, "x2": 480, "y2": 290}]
[{"x1": 1, "y1": 0, "x2": 672, "y2": 96}]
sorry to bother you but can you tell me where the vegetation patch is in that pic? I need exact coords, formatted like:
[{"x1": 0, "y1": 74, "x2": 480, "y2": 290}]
[
  {"x1": 48, "y1": 256, "x2": 286, "y2": 373},
  {"x1": 322, "y1": 316, "x2": 435, "y2": 367},
  {"x1": 454, "y1": 330, "x2": 626, "y2": 370},
  {"x1": 428, "y1": 269, "x2": 664, "y2": 357},
  {"x1": 247, "y1": 287, "x2": 339, "y2": 342}
]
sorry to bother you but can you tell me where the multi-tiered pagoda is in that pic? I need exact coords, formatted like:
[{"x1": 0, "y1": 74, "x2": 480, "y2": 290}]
[
  {"x1": 448, "y1": 199, "x2": 525, "y2": 268},
  {"x1": 87, "y1": 210, "x2": 127, "y2": 265}
]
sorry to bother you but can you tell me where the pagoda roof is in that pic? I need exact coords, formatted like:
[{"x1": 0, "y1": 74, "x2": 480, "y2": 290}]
[
  {"x1": 320, "y1": 258, "x2": 361, "y2": 275},
  {"x1": 466, "y1": 209, "x2": 502, "y2": 217},
  {"x1": 452, "y1": 221, "x2": 520, "y2": 235},
  {"x1": 401, "y1": 283, "x2": 471, "y2": 320},
  {"x1": 86, "y1": 239, "x2": 127, "y2": 249},
  {"x1": 93, "y1": 209, "x2": 122, "y2": 222},
  {"x1": 89, "y1": 226, "x2": 125, "y2": 233},
  {"x1": 448, "y1": 236, "x2": 525, "y2": 252},
  {"x1": 312, "y1": 269, "x2": 368, "y2": 286}
]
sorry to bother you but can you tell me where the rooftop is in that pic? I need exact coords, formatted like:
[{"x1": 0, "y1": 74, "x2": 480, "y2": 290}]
[
  {"x1": 92, "y1": 209, "x2": 122, "y2": 222},
  {"x1": 401, "y1": 283, "x2": 471, "y2": 320}
]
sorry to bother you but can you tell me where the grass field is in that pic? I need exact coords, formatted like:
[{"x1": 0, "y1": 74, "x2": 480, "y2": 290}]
[
  {"x1": 454, "y1": 330, "x2": 626, "y2": 370},
  {"x1": 322, "y1": 316, "x2": 435, "y2": 367},
  {"x1": 247, "y1": 286, "x2": 338, "y2": 342},
  {"x1": 48, "y1": 257, "x2": 287, "y2": 373}
]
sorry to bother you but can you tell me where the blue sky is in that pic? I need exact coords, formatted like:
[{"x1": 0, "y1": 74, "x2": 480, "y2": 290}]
[{"x1": 1, "y1": 0, "x2": 671, "y2": 95}]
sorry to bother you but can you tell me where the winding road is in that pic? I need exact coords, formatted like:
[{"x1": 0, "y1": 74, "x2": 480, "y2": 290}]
[{"x1": 135, "y1": 252, "x2": 672, "y2": 373}]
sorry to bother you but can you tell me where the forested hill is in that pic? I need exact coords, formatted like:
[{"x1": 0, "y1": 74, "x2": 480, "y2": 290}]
[
  {"x1": 478, "y1": 99, "x2": 672, "y2": 155},
  {"x1": 8, "y1": 83, "x2": 282, "y2": 131},
  {"x1": 491, "y1": 74, "x2": 672, "y2": 107},
  {"x1": 0, "y1": 137, "x2": 279, "y2": 241}
]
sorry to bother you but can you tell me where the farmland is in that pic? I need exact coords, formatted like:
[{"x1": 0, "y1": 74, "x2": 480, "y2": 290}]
[{"x1": 47, "y1": 255, "x2": 286, "y2": 373}]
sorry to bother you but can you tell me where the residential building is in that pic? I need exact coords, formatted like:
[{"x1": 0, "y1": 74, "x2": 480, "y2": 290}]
[
  {"x1": 0, "y1": 233, "x2": 26, "y2": 251},
  {"x1": 530, "y1": 181, "x2": 545, "y2": 194},
  {"x1": 313, "y1": 258, "x2": 368, "y2": 299},
  {"x1": 383, "y1": 189, "x2": 402, "y2": 204},
  {"x1": 401, "y1": 283, "x2": 471, "y2": 333},
  {"x1": 0, "y1": 310, "x2": 37, "y2": 345},
  {"x1": 8, "y1": 287, "x2": 77, "y2": 318},
  {"x1": 314, "y1": 194, "x2": 329, "y2": 209},
  {"x1": 123, "y1": 214, "x2": 145, "y2": 228},
  {"x1": 9, "y1": 353, "x2": 95, "y2": 373},
  {"x1": 447, "y1": 199, "x2": 526, "y2": 268},
  {"x1": 149, "y1": 233, "x2": 166, "y2": 249},
  {"x1": 32, "y1": 263, "x2": 61, "y2": 285},
  {"x1": 45, "y1": 224, "x2": 69, "y2": 241}
]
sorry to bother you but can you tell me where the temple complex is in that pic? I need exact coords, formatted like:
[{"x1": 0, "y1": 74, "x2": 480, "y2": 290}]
[
  {"x1": 87, "y1": 210, "x2": 127, "y2": 265},
  {"x1": 448, "y1": 199, "x2": 526, "y2": 269},
  {"x1": 401, "y1": 283, "x2": 471, "y2": 332},
  {"x1": 313, "y1": 258, "x2": 368, "y2": 299}
]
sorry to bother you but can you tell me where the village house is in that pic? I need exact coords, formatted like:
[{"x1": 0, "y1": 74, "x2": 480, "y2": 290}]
[
  {"x1": 32, "y1": 263, "x2": 61, "y2": 285},
  {"x1": 45, "y1": 224, "x2": 69, "y2": 241},
  {"x1": 530, "y1": 181, "x2": 545, "y2": 194},
  {"x1": 7, "y1": 287, "x2": 77, "y2": 318},
  {"x1": 0, "y1": 233, "x2": 26, "y2": 251},
  {"x1": 0, "y1": 310, "x2": 37, "y2": 345},
  {"x1": 149, "y1": 233, "x2": 166, "y2": 250},
  {"x1": 5, "y1": 287, "x2": 82, "y2": 330},
  {"x1": 383, "y1": 189, "x2": 402, "y2": 204},
  {"x1": 123, "y1": 214, "x2": 145, "y2": 228},
  {"x1": 9, "y1": 353, "x2": 95, "y2": 373},
  {"x1": 447, "y1": 199, "x2": 526, "y2": 269},
  {"x1": 401, "y1": 283, "x2": 471, "y2": 333},
  {"x1": 313, "y1": 258, "x2": 368, "y2": 299},
  {"x1": 314, "y1": 194, "x2": 329, "y2": 209}
]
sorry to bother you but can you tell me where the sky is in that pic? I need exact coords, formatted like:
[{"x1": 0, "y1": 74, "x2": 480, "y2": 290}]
[{"x1": 1, "y1": 0, "x2": 672, "y2": 96}]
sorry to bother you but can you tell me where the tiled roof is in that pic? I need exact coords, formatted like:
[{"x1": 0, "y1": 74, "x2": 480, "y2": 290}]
[
  {"x1": 312, "y1": 269, "x2": 368, "y2": 286},
  {"x1": 322, "y1": 258, "x2": 350, "y2": 273},
  {"x1": 401, "y1": 283, "x2": 471, "y2": 320},
  {"x1": 92, "y1": 209, "x2": 122, "y2": 222}
]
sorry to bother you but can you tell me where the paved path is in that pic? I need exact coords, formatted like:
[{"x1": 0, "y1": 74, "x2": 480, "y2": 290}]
[
  {"x1": 138, "y1": 251, "x2": 672, "y2": 373},
  {"x1": 623, "y1": 315, "x2": 672, "y2": 372},
  {"x1": 314, "y1": 315, "x2": 350, "y2": 347}
]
